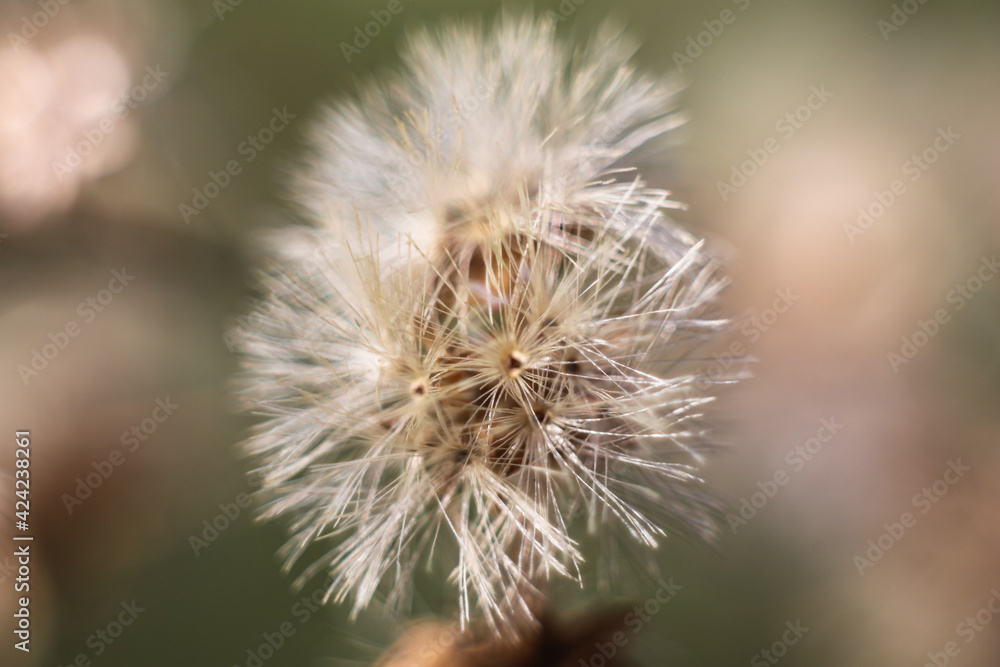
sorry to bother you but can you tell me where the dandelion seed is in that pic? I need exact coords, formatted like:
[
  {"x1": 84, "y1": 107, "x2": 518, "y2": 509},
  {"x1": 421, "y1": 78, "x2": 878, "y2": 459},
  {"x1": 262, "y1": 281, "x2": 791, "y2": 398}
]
[{"x1": 238, "y1": 12, "x2": 738, "y2": 636}]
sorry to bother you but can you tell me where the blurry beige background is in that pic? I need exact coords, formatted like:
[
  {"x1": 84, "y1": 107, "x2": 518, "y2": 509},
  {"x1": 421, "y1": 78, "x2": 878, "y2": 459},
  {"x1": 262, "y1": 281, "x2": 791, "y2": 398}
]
[{"x1": 1, "y1": 0, "x2": 998, "y2": 665}]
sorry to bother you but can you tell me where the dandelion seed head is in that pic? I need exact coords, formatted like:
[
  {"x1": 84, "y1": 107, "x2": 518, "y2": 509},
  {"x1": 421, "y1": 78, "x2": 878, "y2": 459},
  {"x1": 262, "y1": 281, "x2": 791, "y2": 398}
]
[
  {"x1": 238, "y1": 13, "x2": 738, "y2": 637},
  {"x1": 295, "y1": 13, "x2": 684, "y2": 266}
]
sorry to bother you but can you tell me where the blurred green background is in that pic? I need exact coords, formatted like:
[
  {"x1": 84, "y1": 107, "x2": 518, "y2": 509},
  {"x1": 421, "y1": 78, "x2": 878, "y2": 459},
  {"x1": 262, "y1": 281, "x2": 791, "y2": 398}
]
[{"x1": 2, "y1": 0, "x2": 999, "y2": 665}]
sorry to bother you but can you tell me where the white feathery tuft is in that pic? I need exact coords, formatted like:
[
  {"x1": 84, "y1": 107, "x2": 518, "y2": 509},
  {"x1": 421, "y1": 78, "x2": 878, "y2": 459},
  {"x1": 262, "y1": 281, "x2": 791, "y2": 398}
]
[{"x1": 237, "y1": 12, "x2": 738, "y2": 637}]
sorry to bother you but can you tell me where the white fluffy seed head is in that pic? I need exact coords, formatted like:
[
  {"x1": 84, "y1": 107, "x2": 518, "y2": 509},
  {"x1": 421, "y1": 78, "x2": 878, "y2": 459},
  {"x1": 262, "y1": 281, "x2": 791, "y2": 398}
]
[{"x1": 238, "y1": 13, "x2": 737, "y2": 637}]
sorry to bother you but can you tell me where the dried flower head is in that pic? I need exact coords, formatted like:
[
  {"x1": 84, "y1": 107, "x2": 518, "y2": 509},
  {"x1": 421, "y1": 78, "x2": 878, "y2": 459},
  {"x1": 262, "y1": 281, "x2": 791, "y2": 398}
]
[{"x1": 238, "y1": 13, "x2": 734, "y2": 636}]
